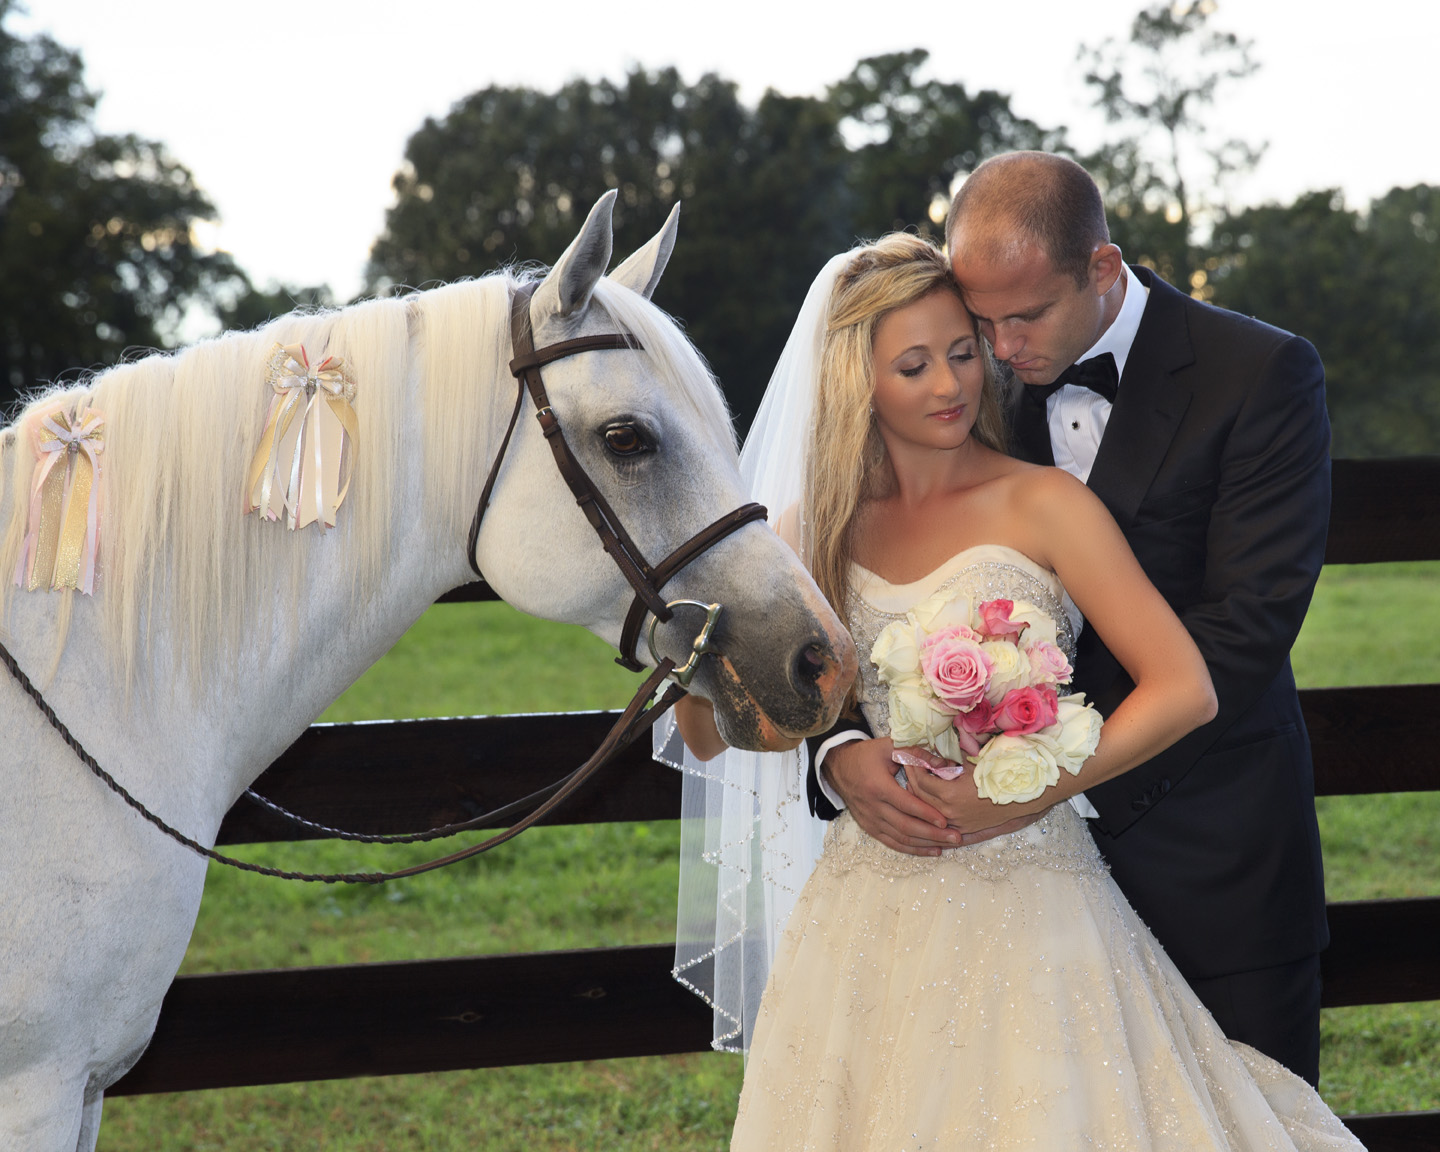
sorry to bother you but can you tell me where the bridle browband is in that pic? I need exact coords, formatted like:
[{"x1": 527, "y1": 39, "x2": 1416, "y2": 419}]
[
  {"x1": 0, "y1": 278, "x2": 772, "y2": 883},
  {"x1": 467, "y1": 281, "x2": 767, "y2": 679}
]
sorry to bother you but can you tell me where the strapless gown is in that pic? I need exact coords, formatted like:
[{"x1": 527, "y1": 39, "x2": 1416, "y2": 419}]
[{"x1": 730, "y1": 545, "x2": 1362, "y2": 1151}]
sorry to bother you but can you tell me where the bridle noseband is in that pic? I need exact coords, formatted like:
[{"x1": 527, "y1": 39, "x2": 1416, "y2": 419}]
[{"x1": 466, "y1": 281, "x2": 767, "y2": 683}]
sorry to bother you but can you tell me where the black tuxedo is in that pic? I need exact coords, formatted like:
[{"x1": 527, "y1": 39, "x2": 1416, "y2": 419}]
[
  {"x1": 1011, "y1": 266, "x2": 1330, "y2": 986},
  {"x1": 808, "y1": 266, "x2": 1331, "y2": 1076}
]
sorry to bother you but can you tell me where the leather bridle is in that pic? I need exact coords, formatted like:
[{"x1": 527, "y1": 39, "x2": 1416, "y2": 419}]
[{"x1": 466, "y1": 281, "x2": 767, "y2": 682}]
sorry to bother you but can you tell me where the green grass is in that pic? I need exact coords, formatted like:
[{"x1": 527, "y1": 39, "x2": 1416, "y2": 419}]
[
  {"x1": 316, "y1": 601, "x2": 649, "y2": 723},
  {"x1": 97, "y1": 564, "x2": 1439, "y2": 1148}
]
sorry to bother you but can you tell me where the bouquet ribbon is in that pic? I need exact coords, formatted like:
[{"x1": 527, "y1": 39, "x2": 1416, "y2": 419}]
[
  {"x1": 245, "y1": 343, "x2": 358, "y2": 530},
  {"x1": 14, "y1": 403, "x2": 106, "y2": 595}
]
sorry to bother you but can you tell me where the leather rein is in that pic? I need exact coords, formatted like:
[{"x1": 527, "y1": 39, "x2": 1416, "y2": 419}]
[{"x1": 1, "y1": 280, "x2": 766, "y2": 884}]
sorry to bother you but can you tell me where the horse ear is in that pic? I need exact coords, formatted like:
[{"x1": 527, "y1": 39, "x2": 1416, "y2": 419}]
[
  {"x1": 535, "y1": 190, "x2": 617, "y2": 320},
  {"x1": 609, "y1": 202, "x2": 680, "y2": 300}
]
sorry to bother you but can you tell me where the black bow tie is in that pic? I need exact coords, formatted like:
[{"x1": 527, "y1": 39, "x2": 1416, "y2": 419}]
[{"x1": 1028, "y1": 352, "x2": 1119, "y2": 405}]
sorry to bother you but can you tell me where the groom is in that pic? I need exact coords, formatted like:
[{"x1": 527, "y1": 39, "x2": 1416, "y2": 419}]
[{"x1": 814, "y1": 151, "x2": 1331, "y2": 1085}]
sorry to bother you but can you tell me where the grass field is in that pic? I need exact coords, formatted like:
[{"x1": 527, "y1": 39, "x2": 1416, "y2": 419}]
[{"x1": 96, "y1": 562, "x2": 1439, "y2": 1149}]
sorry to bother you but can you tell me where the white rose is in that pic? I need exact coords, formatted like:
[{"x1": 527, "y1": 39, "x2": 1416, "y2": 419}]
[
  {"x1": 933, "y1": 724, "x2": 962, "y2": 765},
  {"x1": 972, "y1": 733, "x2": 1062, "y2": 804},
  {"x1": 889, "y1": 682, "x2": 955, "y2": 749},
  {"x1": 911, "y1": 589, "x2": 976, "y2": 635},
  {"x1": 1048, "y1": 693, "x2": 1103, "y2": 773},
  {"x1": 980, "y1": 639, "x2": 1030, "y2": 705},
  {"x1": 1009, "y1": 599, "x2": 1059, "y2": 648},
  {"x1": 871, "y1": 621, "x2": 923, "y2": 688}
]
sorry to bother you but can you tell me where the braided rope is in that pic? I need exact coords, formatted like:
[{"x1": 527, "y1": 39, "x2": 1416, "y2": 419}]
[{"x1": 239, "y1": 778, "x2": 565, "y2": 844}]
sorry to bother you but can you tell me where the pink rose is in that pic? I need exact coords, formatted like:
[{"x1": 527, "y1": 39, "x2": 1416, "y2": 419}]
[
  {"x1": 920, "y1": 628, "x2": 992, "y2": 712},
  {"x1": 992, "y1": 685, "x2": 1060, "y2": 736},
  {"x1": 949, "y1": 697, "x2": 996, "y2": 759},
  {"x1": 956, "y1": 697, "x2": 996, "y2": 736},
  {"x1": 978, "y1": 599, "x2": 1026, "y2": 640},
  {"x1": 1027, "y1": 641, "x2": 1073, "y2": 686}
]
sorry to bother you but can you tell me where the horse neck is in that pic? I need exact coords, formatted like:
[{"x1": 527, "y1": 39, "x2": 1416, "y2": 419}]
[{"x1": 154, "y1": 364, "x2": 498, "y2": 835}]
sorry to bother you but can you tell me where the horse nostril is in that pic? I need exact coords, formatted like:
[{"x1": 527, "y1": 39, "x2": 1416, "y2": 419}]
[{"x1": 794, "y1": 643, "x2": 827, "y2": 686}]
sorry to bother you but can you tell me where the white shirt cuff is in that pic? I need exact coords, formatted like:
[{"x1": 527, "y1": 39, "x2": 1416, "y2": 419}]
[
  {"x1": 814, "y1": 731, "x2": 868, "y2": 811},
  {"x1": 1069, "y1": 793, "x2": 1099, "y2": 819}
]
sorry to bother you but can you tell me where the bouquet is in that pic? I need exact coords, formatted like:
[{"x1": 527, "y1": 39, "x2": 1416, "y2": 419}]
[{"x1": 871, "y1": 589, "x2": 1102, "y2": 804}]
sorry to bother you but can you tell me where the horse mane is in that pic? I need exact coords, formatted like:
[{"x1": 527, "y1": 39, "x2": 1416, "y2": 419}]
[
  {"x1": 0, "y1": 269, "x2": 733, "y2": 688},
  {"x1": 1, "y1": 287, "x2": 434, "y2": 687}
]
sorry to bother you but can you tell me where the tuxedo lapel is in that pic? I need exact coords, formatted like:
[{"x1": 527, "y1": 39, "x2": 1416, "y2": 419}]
[
  {"x1": 1009, "y1": 385, "x2": 1056, "y2": 466},
  {"x1": 1086, "y1": 268, "x2": 1195, "y2": 530}
]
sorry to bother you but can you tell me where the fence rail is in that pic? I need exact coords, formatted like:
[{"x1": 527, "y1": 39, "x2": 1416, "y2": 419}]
[{"x1": 110, "y1": 458, "x2": 1440, "y2": 1150}]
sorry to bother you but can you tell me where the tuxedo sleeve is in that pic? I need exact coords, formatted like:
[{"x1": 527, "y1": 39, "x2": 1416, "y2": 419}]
[
  {"x1": 1087, "y1": 334, "x2": 1330, "y2": 834},
  {"x1": 805, "y1": 711, "x2": 873, "y2": 820}
]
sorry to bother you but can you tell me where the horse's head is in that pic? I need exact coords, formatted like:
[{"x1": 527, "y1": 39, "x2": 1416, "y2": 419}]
[{"x1": 470, "y1": 193, "x2": 855, "y2": 751}]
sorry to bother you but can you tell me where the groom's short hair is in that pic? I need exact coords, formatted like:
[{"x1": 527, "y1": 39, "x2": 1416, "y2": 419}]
[{"x1": 947, "y1": 152, "x2": 1110, "y2": 288}]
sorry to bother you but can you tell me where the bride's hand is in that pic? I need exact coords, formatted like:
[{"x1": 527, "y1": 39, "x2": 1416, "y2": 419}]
[
  {"x1": 823, "y1": 738, "x2": 961, "y2": 856},
  {"x1": 954, "y1": 812, "x2": 1046, "y2": 844},
  {"x1": 890, "y1": 748, "x2": 1041, "y2": 843},
  {"x1": 907, "y1": 766, "x2": 1058, "y2": 836}
]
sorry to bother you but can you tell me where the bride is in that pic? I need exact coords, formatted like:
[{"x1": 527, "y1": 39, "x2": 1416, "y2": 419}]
[{"x1": 663, "y1": 234, "x2": 1364, "y2": 1150}]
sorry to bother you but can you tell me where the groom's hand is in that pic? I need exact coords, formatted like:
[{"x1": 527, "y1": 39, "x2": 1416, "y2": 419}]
[{"x1": 823, "y1": 738, "x2": 961, "y2": 855}]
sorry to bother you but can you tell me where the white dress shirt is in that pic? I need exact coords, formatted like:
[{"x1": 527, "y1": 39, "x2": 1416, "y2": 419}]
[
  {"x1": 816, "y1": 267, "x2": 1150, "y2": 819},
  {"x1": 1047, "y1": 265, "x2": 1148, "y2": 482}
]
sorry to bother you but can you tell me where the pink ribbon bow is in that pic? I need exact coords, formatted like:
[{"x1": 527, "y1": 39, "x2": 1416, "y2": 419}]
[
  {"x1": 245, "y1": 342, "x2": 359, "y2": 530},
  {"x1": 14, "y1": 402, "x2": 106, "y2": 594}
]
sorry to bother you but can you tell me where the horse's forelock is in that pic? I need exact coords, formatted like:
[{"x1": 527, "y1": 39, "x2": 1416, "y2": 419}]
[{"x1": 589, "y1": 279, "x2": 737, "y2": 455}]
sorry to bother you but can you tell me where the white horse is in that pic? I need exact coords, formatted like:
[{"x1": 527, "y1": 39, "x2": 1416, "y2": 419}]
[{"x1": 0, "y1": 193, "x2": 856, "y2": 1151}]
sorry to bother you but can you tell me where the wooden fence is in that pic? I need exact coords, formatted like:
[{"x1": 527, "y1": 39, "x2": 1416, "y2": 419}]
[{"x1": 111, "y1": 458, "x2": 1439, "y2": 1150}]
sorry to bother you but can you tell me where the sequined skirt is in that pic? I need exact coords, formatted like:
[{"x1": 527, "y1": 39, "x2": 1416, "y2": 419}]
[{"x1": 731, "y1": 806, "x2": 1361, "y2": 1152}]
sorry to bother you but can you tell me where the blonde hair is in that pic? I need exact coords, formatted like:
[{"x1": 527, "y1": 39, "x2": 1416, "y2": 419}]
[{"x1": 804, "y1": 233, "x2": 1006, "y2": 622}]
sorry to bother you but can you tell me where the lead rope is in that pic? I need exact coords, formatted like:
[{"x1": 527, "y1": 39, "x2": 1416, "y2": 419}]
[{"x1": 0, "y1": 637, "x2": 683, "y2": 884}]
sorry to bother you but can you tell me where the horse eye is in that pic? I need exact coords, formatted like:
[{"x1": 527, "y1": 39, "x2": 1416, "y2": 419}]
[{"x1": 603, "y1": 423, "x2": 647, "y2": 456}]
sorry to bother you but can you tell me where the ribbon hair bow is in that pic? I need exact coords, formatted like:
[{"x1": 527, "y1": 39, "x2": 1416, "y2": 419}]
[
  {"x1": 14, "y1": 401, "x2": 106, "y2": 595},
  {"x1": 245, "y1": 342, "x2": 359, "y2": 530}
]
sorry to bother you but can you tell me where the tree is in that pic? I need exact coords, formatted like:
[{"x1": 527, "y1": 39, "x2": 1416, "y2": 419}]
[
  {"x1": 1080, "y1": 1, "x2": 1262, "y2": 290},
  {"x1": 1206, "y1": 186, "x2": 1440, "y2": 456},
  {"x1": 366, "y1": 67, "x2": 853, "y2": 427},
  {"x1": 0, "y1": 0, "x2": 244, "y2": 410},
  {"x1": 366, "y1": 55, "x2": 1060, "y2": 427},
  {"x1": 828, "y1": 50, "x2": 1059, "y2": 240}
]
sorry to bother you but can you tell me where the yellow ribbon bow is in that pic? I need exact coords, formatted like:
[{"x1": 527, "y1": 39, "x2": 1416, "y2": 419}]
[
  {"x1": 245, "y1": 343, "x2": 359, "y2": 530},
  {"x1": 14, "y1": 402, "x2": 106, "y2": 594}
]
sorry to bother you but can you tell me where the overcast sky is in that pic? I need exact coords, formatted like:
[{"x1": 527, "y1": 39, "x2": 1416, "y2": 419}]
[{"x1": 15, "y1": 0, "x2": 1440, "y2": 300}]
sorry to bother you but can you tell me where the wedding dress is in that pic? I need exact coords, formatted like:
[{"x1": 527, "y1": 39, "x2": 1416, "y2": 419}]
[{"x1": 730, "y1": 544, "x2": 1363, "y2": 1152}]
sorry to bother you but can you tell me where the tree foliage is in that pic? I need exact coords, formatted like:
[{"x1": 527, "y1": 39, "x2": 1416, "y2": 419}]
[
  {"x1": 0, "y1": 0, "x2": 244, "y2": 410},
  {"x1": 1080, "y1": 0, "x2": 1262, "y2": 289},
  {"x1": 367, "y1": 67, "x2": 854, "y2": 424},
  {"x1": 366, "y1": 53, "x2": 1052, "y2": 428},
  {"x1": 827, "y1": 49, "x2": 1058, "y2": 240},
  {"x1": 1207, "y1": 186, "x2": 1440, "y2": 456}
]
